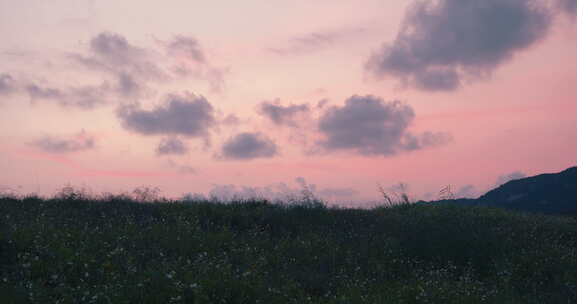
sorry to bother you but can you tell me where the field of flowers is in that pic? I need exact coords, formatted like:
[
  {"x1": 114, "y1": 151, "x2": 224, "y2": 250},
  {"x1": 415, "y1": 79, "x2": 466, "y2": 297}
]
[{"x1": 1, "y1": 194, "x2": 576, "y2": 303}]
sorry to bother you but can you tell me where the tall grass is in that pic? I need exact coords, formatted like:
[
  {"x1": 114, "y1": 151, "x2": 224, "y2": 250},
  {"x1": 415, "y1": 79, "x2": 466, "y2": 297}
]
[{"x1": 1, "y1": 190, "x2": 576, "y2": 303}]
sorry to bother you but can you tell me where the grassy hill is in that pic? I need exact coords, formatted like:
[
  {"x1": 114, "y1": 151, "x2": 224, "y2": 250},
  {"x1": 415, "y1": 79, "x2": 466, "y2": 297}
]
[
  {"x1": 478, "y1": 167, "x2": 577, "y2": 216},
  {"x1": 1, "y1": 195, "x2": 577, "y2": 303}
]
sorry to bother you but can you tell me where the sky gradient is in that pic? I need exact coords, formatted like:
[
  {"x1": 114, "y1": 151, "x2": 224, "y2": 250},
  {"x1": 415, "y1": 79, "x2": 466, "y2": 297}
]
[{"x1": 1, "y1": 0, "x2": 576, "y2": 204}]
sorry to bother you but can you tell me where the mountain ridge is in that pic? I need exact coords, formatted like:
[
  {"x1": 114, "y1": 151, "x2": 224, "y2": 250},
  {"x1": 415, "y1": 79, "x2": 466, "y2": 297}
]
[{"x1": 439, "y1": 166, "x2": 577, "y2": 215}]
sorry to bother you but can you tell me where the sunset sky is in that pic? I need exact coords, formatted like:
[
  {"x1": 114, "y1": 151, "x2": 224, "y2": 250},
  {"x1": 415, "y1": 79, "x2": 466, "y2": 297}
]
[{"x1": 1, "y1": 0, "x2": 576, "y2": 204}]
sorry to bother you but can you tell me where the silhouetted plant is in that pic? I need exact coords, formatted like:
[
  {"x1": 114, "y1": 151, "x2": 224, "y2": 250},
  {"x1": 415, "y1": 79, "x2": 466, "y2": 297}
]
[
  {"x1": 0, "y1": 186, "x2": 19, "y2": 199},
  {"x1": 439, "y1": 185, "x2": 456, "y2": 200},
  {"x1": 131, "y1": 186, "x2": 162, "y2": 202},
  {"x1": 377, "y1": 182, "x2": 412, "y2": 207},
  {"x1": 54, "y1": 184, "x2": 93, "y2": 201}
]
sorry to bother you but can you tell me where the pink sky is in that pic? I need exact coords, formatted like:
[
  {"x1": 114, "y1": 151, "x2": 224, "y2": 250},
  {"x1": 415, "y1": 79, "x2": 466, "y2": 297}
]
[{"x1": 0, "y1": 0, "x2": 576, "y2": 204}]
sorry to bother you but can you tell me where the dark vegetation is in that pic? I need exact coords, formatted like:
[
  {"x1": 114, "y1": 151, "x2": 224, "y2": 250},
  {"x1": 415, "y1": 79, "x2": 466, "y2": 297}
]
[
  {"x1": 477, "y1": 167, "x2": 577, "y2": 216},
  {"x1": 423, "y1": 167, "x2": 577, "y2": 217},
  {"x1": 1, "y1": 187, "x2": 577, "y2": 303}
]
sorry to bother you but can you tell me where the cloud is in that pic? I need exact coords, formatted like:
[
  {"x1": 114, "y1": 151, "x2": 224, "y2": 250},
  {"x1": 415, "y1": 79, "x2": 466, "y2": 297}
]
[
  {"x1": 30, "y1": 130, "x2": 95, "y2": 153},
  {"x1": 558, "y1": 0, "x2": 577, "y2": 15},
  {"x1": 0, "y1": 73, "x2": 16, "y2": 95},
  {"x1": 258, "y1": 100, "x2": 318, "y2": 147},
  {"x1": 496, "y1": 171, "x2": 527, "y2": 186},
  {"x1": 165, "y1": 35, "x2": 227, "y2": 92},
  {"x1": 26, "y1": 82, "x2": 109, "y2": 109},
  {"x1": 166, "y1": 159, "x2": 196, "y2": 175},
  {"x1": 70, "y1": 32, "x2": 165, "y2": 99},
  {"x1": 316, "y1": 99, "x2": 329, "y2": 109},
  {"x1": 317, "y1": 95, "x2": 450, "y2": 156},
  {"x1": 87, "y1": 32, "x2": 163, "y2": 79},
  {"x1": 220, "y1": 132, "x2": 278, "y2": 160},
  {"x1": 115, "y1": 72, "x2": 143, "y2": 98},
  {"x1": 90, "y1": 32, "x2": 141, "y2": 65},
  {"x1": 402, "y1": 131, "x2": 453, "y2": 151},
  {"x1": 167, "y1": 35, "x2": 206, "y2": 63},
  {"x1": 270, "y1": 28, "x2": 366, "y2": 55},
  {"x1": 156, "y1": 137, "x2": 188, "y2": 155},
  {"x1": 26, "y1": 84, "x2": 63, "y2": 100},
  {"x1": 258, "y1": 100, "x2": 310, "y2": 126},
  {"x1": 117, "y1": 92, "x2": 216, "y2": 139},
  {"x1": 366, "y1": 0, "x2": 552, "y2": 91},
  {"x1": 221, "y1": 114, "x2": 241, "y2": 126}
]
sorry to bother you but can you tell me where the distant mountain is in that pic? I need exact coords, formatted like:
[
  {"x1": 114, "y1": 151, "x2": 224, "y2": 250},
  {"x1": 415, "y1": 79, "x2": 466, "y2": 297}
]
[
  {"x1": 422, "y1": 167, "x2": 577, "y2": 215},
  {"x1": 477, "y1": 167, "x2": 577, "y2": 215}
]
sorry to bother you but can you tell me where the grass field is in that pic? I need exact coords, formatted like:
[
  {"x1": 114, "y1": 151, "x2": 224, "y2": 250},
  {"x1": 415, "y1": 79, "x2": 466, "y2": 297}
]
[{"x1": 1, "y1": 193, "x2": 577, "y2": 303}]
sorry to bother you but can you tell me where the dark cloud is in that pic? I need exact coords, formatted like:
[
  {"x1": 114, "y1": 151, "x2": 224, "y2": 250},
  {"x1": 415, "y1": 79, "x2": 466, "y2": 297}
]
[
  {"x1": 156, "y1": 137, "x2": 188, "y2": 155},
  {"x1": 26, "y1": 84, "x2": 63, "y2": 100},
  {"x1": 167, "y1": 35, "x2": 206, "y2": 63},
  {"x1": 90, "y1": 32, "x2": 140, "y2": 65},
  {"x1": 0, "y1": 73, "x2": 16, "y2": 95},
  {"x1": 258, "y1": 100, "x2": 310, "y2": 126},
  {"x1": 70, "y1": 32, "x2": 164, "y2": 100},
  {"x1": 165, "y1": 35, "x2": 227, "y2": 92},
  {"x1": 117, "y1": 92, "x2": 215, "y2": 139},
  {"x1": 31, "y1": 131, "x2": 95, "y2": 153},
  {"x1": 65, "y1": 85, "x2": 109, "y2": 108},
  {"x1": 366, "y1": 0, "x2": 552, "y2": 91},
  {"x1": 70, "y1": 32, "x2": 225, "y2": 99},
  {"x1": 115, "y1": 72, "x2": 143, "y2": 97},
  {"x1": 317, "y1": 95, "x2": 450, "y2": 156},
  {"x1": 496, "y1": 171, "x2": 527, "y2": 186},
  {"x1": 413, "y1": 68, "x2": 460, "y2": 91},
  {"x1": 26, "y1": 83, "x2": 109, "y2": 109},
  {"x1": 220, "y1": 132, "x2": 278, "y2": 160},
  {"x1": 558, "y1": 0, "x2": 577, "y2": 15},
  {"x1": 20, "y1": 33, "x2": 155, "y2": 109},
  {"x1": 316, "y1": 99, "x2": 329, "y2": 109},
  {"x1": 402, "y1": 131, "x2": 453, "y2": 151},
  {"x1": 88, "y1": 32, "x2": 163, "y2": 78}
]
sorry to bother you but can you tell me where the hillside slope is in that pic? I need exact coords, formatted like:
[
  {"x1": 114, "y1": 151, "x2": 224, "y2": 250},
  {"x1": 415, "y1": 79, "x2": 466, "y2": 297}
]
[{"x1": 478, "y1": 167, "x2": 577, "y2": 215}]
